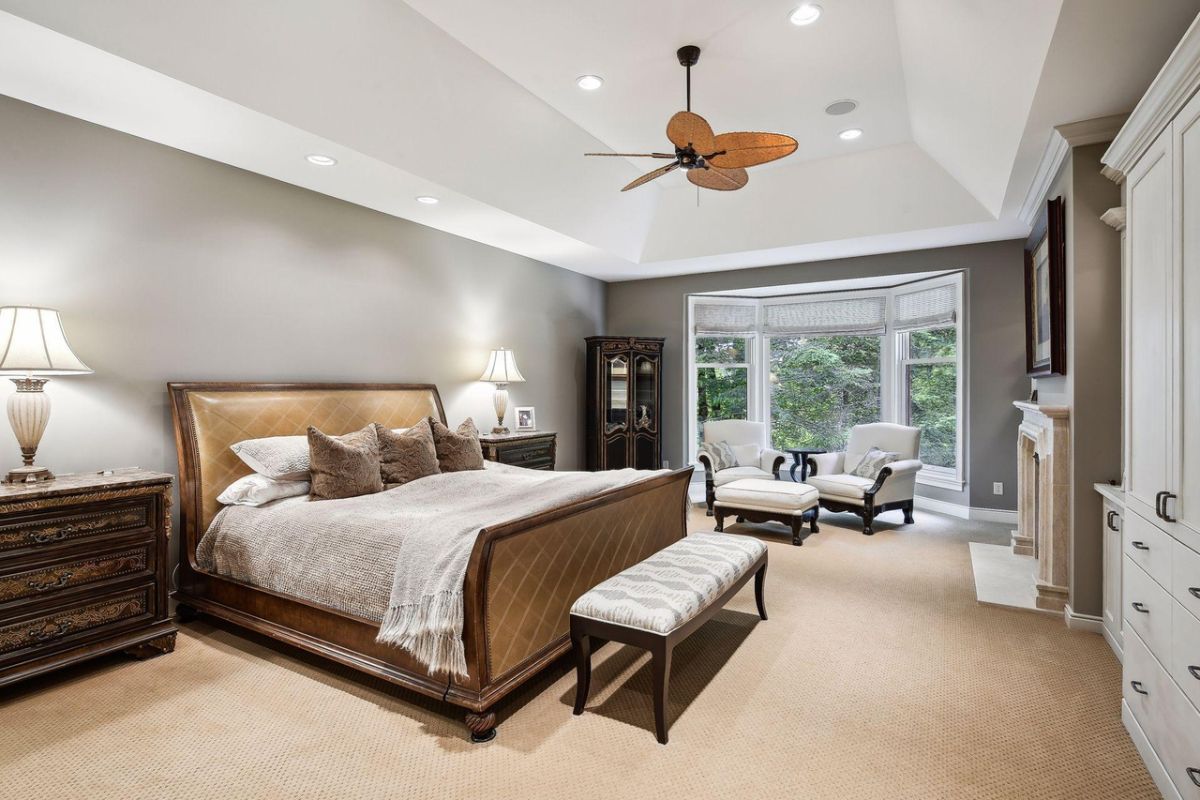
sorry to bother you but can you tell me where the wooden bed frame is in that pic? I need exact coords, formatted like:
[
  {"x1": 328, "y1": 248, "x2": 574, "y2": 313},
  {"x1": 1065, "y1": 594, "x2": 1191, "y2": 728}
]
[{"x1": 168, "y1": 382, "x2": 691, "y2": 741}]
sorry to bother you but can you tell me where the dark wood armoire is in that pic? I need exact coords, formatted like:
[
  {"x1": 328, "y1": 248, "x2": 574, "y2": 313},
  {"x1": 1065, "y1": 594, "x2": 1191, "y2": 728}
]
[{"x1": 585, "y1": 336, "x2": 663, "y2": 471}]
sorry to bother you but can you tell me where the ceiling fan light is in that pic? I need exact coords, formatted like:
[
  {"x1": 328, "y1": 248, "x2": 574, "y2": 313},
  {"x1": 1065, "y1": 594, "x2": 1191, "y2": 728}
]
[
  {"x1": 839, "y1": 128, "x2": 863, "y2": 141},
  {"x1": 576, "y1": 75, "x2": 604, "y2": 91},
  {"x1": 789, "y1": 4, "x2": 822, "y2": 26}
]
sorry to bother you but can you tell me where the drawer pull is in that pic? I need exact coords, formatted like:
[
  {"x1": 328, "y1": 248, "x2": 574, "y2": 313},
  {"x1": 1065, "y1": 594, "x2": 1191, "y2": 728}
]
[
  {"x1": 1130, "y1": 680, "x2": 1149, "y2": 695},
  {"x1": 1131, "y1": 601, "x2": 1149, "y2": 614},
  {"x1": 1163, "y1": 492, "x2": 1178, "y2": 523},
  {"x1": 26, "y1": 571, "x2": 73, "y2": 592},
  {"x1": 1189, "y1": 666, "x2": 1200, "y2": 681},
  {"x1": 27, "y1": 620, "x2": 73, "y2": 643},
  {"x1": 1130, "y1": 540, "x2": 1149, "y2": 551},
  {"x1": 1189, "y1": 768, "x2": 1200, "y2": 788},
  {"x1": 1191, "y1": 587, "x2": 1200, "y2": 600},
  {"x1": 1106, "y1": 510, "x2": 1119, "y2": 531},
  {"x1": 30, "y1": 525, "x2": 74, "y2": 544}
]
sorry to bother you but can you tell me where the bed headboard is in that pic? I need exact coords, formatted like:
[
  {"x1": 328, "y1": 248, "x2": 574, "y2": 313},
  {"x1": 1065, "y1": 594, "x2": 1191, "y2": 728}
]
[{"x1": 169, "y1": 382, "x2": 446, "y2": 544}]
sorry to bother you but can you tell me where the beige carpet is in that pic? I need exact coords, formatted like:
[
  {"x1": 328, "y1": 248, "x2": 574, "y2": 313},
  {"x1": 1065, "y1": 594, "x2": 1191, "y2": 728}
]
[{"x1": 0, "y1": 508, "x2": 1157, "y2": 800}]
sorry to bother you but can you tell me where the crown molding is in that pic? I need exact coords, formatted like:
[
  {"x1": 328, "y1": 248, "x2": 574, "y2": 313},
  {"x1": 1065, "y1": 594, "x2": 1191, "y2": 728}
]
[
  {"x1": 1019, "y1": 114, "x2": 1129, "y2": 227},
  {"x1": 1100, "y1": 206, "x2": 1126, "y2": 231},
  {"x1": 1103, "y1": 13, "x2": 1200, "y2": 182}
]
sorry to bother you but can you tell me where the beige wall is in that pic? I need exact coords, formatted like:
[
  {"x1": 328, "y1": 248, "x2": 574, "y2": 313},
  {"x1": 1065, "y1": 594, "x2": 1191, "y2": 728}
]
[
  {"x1": 606, "y1": 240, "x2": 1029, "y2": 510},
  {"x1": 0, "y1": 96, "x2": 604, "y2": 482}
]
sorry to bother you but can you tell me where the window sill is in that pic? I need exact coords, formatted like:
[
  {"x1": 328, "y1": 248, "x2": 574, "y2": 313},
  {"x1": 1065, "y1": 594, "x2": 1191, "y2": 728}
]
[{"x1": 916, "y1": 470, "x2": 964, "y2": 492}]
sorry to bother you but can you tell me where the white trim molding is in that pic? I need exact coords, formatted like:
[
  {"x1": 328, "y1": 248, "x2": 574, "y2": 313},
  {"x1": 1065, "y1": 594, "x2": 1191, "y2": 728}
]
[
  {"x1": 1103, "y1": 13, "x2": 1200, "y2": 181},
  {"x1": 1100, "y1": 206, "x2": 1127, "y2": 232},
  {"x1": 1063, "y1": 604, "x2": 1105, "y2": 635},
  {"x1": 1020, "y1": 115, "x2": 1130, "y2": 227},
  {"x1": 970, "y1": 507, "x2": 1018, "y2": 526},
  {"x1": 914, "y1": 496, "x2": 1017, "y2": 525}
]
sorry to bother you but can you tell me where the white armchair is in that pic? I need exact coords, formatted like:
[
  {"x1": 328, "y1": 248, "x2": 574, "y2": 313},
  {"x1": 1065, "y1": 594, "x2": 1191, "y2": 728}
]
[
  {"x1": 696, "y1": 420, "x2": 786, "y2": 516},
  {"x1": 805, "y1": 423, "x2": 923, "y2": 535}
]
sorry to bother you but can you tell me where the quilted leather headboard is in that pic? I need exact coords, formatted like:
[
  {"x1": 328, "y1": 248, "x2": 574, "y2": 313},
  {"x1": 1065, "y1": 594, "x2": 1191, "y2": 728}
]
[{"x1": 169, "y1": 383, "x2": 446, "y2": 541}]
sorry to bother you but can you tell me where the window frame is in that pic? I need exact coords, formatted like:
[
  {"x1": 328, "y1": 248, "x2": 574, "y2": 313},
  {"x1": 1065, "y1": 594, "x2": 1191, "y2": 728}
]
[{"x1": 686, "y1": 273, "x2": 965, "y2": 490}]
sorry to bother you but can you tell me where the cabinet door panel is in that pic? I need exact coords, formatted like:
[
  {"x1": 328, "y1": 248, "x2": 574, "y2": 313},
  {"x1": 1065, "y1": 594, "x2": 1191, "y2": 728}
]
[
  {"x1": 1176, "y1": 89, "x2": 1200, "y2": 545},
  {"x1": 1126, "y1": 128, "x2": 1174, "y2": 515}
]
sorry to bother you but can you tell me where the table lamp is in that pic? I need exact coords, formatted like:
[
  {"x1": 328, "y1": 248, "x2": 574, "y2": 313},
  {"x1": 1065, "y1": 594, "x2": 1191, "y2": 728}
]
[
  {"x1": 478, "y1": 347, "x2": 525, "y2": 434},
  {"x1": 0, "y1": 307, "x2": 92, "y2": 483}
]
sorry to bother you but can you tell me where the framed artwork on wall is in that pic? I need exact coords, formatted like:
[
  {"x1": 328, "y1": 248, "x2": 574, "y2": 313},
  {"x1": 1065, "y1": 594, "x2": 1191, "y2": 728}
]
[
  {"x1": 1024, "y1": 196, "x2": 1067, "y2": 377},
  {"x1": 515, "y1": 406, "x2": 536, "y2": 432}
]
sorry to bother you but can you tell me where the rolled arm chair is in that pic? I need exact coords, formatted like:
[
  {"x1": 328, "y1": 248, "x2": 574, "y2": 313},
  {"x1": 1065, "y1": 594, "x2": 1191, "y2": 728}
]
[
  {"x1": 696, "y1": 420, "x2": 786, "y2": 516},
  {"x1": 805, "y1": 423, "x2": 923, "y2": 535}
]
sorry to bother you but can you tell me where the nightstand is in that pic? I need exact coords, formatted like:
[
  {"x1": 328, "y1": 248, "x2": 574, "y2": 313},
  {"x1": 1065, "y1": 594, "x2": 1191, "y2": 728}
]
[
  {"x1": 479, "y1": 431, "x2": 557, "y2": 471},
  {"x1": 0, "y1": 468, "x2": 177, "y2": 687}
]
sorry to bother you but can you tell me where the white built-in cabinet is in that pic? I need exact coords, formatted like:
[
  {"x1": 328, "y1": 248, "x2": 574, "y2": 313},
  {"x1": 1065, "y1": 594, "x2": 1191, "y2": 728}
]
[
  {"x1": 1099, "y1": 491, "x2": 1124, "y2": 659},
  {"x1": 1105, "y1": 19, "x2": 1200, "y2": 799}
]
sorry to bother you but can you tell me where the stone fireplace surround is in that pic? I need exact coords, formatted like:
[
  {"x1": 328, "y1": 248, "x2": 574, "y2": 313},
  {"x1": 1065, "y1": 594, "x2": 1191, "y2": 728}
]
[{"x1": 1012, "y1": 401, "x2": 1071, "y2": 612}]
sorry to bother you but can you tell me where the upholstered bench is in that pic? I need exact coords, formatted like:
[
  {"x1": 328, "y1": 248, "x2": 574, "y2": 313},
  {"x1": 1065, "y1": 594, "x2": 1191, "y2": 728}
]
[
  {"x1": 713, "y1": 478, "x2": 820, "y2": 546},
  {"x1": 569, "y1": 532, "x2": 767, "y2": 744}
]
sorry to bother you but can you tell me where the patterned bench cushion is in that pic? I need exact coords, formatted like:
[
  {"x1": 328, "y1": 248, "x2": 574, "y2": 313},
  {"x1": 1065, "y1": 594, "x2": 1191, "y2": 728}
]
[{"x1": 570, "y1": 532, "x2": 766, "y2": 635}]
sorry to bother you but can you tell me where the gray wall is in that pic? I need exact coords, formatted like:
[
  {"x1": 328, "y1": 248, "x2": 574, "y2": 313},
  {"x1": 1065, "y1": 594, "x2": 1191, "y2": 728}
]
[
  {"x1": 0, "y1": 96, "x2": 604, "y2": 480},
  {"x1": 1034, "y1": 143, "x2": 1123, "y2": 616},
  {"x1": 606, "y1": 240, "x2": 1029, "y2": 510}
]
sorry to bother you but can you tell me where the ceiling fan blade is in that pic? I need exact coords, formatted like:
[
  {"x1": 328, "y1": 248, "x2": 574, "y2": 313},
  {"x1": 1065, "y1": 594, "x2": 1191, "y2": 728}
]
[
  {"x1": 585, "y1": 152, "x2": 676, "y2": 158},
  {"x1": 621, "y1": 162, "x2": 680, "y2": 192},
  {"x1": 687, "y1": 165, "x2": 748, "y2": 191},
  {"x1": 666, "y1": 111, "x2": 715, "y2": 153},
  {"x1": 706, "y1": 132, "x2": 798, "y2": 169}
]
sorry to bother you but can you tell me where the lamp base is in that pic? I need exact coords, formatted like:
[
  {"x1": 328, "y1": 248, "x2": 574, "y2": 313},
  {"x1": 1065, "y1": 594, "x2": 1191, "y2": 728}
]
[
  {"x1": 491, "y1": 426, "x2": 510, "y2": 435},
  {"x1": 3, "y1": 465, "x2": 54, "y2": 484}
]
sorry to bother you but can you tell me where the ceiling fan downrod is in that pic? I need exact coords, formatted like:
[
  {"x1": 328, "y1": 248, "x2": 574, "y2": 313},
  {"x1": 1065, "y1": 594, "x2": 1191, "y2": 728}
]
[{"x1": 677, "y1": 45, "x2": 700, "y2": 112}]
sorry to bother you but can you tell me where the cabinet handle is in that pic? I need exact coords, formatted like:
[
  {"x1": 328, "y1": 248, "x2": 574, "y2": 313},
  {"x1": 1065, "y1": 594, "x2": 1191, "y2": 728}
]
[
  {"x1": 28, "y1": 620, "x2": 73, "y2": 643},
  {"x1": 1130, "y1": 680, "x2": 1149, "y2": 695},
  {"x1": 1156, "y1": 491, "x2": 1167, "y2": 519},
  {"x1": 1191, "y1": 588, "x2": 1200, "y2": 599},
  {"x1": 1189, "y1": 666, "x2": 1200, "y2": 681},
  {"x1": 1106, "y1": 510, "x2": 1118, "y2": 531},
  {"x1": 1131, "y1": 602, "x2": 1149, "y2": 614},
  {"x1": 26, "y1": 571, "x2": 73, "y2": 592},
  {"x1": 1188, "y1": 767, "x2": 1200, "y2": 788},
  {"x1": 30, "y1": 525, "x2": 73, "y2": 544},
  {"x1": 1162, "y1": 492, "x2": 1178, "y2": 523},
  {"x1": 1130, "y1": 540, "x2": 1149, "y2": 550}
]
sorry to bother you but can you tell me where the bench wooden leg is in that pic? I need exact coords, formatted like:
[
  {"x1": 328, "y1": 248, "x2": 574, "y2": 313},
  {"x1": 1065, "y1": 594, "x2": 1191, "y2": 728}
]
[
  {"x1": 713, "y1": 508, "x2": 725, "y2": 532},
  {"x1": 651, "y1": 640, "x2": 673, "y2": 745},
  {"x1": 754, "y1": 564, "x2": 768, "y2": 621},
  {"x1": 789, "y1": 515, "x2": 803, "y2": 546},
  {"x1": 571, "y1": 622, "x2": 592, "y2": 716},
  {"x1": 809, "y1": 504, "x2": 820, "y2": 534}
]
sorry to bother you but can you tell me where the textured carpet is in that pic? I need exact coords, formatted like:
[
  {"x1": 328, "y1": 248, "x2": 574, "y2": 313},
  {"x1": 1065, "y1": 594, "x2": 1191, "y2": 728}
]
[{"x1": 0, "y1": 508, "x2": 1157, "y2": 800}]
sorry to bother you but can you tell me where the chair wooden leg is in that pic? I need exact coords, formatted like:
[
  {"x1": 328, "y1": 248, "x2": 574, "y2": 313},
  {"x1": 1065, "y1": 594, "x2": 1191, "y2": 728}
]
[
  {"x1": 903, "y1": 501, "x2": 915, "y2": 525},
  {"x1": 754, "y1": 564, "x2": 768, "y2": 621},
  {"x1": 713, "y1": 508, "x2": 725, "y2": 532},
  {"x1": 705, "y1": 479, "x2": 715, "y2": 516},
  {"x1": 651, "y1": 641, "x2": 673, "y2": 745},
  {"x1": 789, "y1": 516, "x2": 803, "y2": 546},
  {"x1": 571, "y1": 624, "x2": 592, "y2": 716},
  {"x1": 809, "y1": 504, "x2": 820, "y2": 534}
]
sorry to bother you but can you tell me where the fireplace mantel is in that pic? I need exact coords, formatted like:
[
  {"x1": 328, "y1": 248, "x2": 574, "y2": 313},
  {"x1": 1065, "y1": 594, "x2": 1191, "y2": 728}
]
[
  {"x1": 1012, "y1": 401, "x2": 1070, "y2": 419},
  {"x1": 1012, "y1": 401, "x2": 1071, "y2": 612}
]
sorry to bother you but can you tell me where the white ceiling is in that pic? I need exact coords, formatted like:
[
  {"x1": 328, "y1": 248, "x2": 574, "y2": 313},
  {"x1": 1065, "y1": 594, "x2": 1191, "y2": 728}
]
[{"x1": 0, "y1": 0, "x2": 1198, "y2": 282}]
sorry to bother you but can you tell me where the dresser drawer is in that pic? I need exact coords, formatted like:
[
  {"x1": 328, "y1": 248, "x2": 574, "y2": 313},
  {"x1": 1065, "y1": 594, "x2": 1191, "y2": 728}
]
[
  {"x1": 1125, "y1": 556, "x2": 1173, "y2": 659},
  {"x1": 0, "y1": 544, "x2": 153, "y2": 607},
  {"x1": 0, "y1": 584, "x2": 155, "y2": 662},
  {"x1": 496, "y1": 444, "x2": 554, "y2": 468},
  {"x1": 1125, "y1": 508, "x2": 1173, "y2": 590},
  {"x1": 1124, "y1": 627, "x2": 1173, "y2": 739},
  {"x1": 0, "y1": 498, "x2": 156, "y2": 556},
  {"x1": 1172, "y1": 599, "x2": 1200, "y2": 713},
  {"x1": 1176, "y1": 539, "x2": 1200, "y2": 619}
]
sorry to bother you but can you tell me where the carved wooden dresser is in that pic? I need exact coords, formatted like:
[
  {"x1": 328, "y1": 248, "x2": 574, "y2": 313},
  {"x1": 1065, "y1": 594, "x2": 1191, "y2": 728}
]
[
  {"x1": 0, "y1": 468, "x2": 177, "y2": 687},
  {"x1": 478, "y1": 430, "x2": 557, "y2": 470}
]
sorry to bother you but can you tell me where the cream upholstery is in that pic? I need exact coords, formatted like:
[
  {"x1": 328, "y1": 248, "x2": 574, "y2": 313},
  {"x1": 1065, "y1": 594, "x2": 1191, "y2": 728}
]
[
  {"x1": 804, "y1": 423, "x2": 923, "y2": 535},
  {"x1": 697, "y1": 420, "x2": 787, "y2": 513},
  {"x1": 715, "y1": 478, "x2": 818, "y2": 513}
]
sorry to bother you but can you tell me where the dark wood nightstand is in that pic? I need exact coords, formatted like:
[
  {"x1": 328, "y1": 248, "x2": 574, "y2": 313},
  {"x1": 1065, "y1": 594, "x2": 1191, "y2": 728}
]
[
  {"x1": 479, "y1": 431, "x2": 557, "y2": 471},
  {"x1": 0, "y1": 468, "x2": 177, "y2": 687}
]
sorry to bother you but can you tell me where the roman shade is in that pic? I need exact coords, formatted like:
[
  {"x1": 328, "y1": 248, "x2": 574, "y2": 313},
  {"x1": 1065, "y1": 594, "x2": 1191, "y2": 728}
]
[
  {"x1": 763, "y1": 296, "x2": 887, "y2": 337},
  {"x1": 693, "y1": 302, "x2": 757, "y2": 335},
  {"x1": 893, "y1": 283, "x2": 957, "y2": 332}
]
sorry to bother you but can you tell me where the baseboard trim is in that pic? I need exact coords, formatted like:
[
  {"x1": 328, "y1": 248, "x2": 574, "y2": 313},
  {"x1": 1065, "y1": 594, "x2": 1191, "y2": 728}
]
[
  {"x1": 1103, "y1": 626, "x2": 1124, "y2": 663},
  {"x1": 914, "y1": 497, "x2": 1018, "y2": 525},
  {"x1": 1122, "y1": 701, "x2": 1182, "y2": 800},
  {"x1": 969, "y1": 507, "x2": 1018, "y2": 525},
  {"x1": 1063, "y1": 604, "x2": 1105, "y2": 634}
]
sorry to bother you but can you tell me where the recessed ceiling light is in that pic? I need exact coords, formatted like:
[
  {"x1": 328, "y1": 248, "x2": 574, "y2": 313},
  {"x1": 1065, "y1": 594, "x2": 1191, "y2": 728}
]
[
  {"x1": 415, "y1": 195, "x2": 439, "y2": 205},
  {"x1": 825, "y1": 99, "x2": 857, "y2": 116},
  {"x1": 839, "y1": 128, "x2": 863, "y2": 141},
  {"x1": 789, "y1": 4, "x2": 822, "y2": 25},
  {"x1": 576, "y1": 75, "x2": 604, "y2": 91},
  {"x1": 305, "y1": 154, "x2": 337, "y2": 166}
]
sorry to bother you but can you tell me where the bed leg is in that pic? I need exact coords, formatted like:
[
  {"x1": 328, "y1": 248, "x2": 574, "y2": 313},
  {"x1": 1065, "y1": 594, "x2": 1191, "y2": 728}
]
[
  {"x1": 465, "y1": 711, "x2": 497, "y2": 743},
  {"x1": 175, "y1": 603, "x2": 200, "y2": 623}
]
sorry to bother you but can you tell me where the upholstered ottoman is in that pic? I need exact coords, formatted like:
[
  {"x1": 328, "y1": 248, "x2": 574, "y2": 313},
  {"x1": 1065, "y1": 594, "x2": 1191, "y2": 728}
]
[
  {"x1": 569, "y1": 532, "x2": 767, "y2": 744},
  {"x1": 713, "y1": 478, "x2": 820, "y2": 546}
]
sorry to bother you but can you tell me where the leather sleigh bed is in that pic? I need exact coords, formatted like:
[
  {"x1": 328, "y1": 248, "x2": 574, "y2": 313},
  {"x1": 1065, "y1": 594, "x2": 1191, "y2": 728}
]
[{"x1": 168, "y1": 382, "x2": 691, "y2": 740}]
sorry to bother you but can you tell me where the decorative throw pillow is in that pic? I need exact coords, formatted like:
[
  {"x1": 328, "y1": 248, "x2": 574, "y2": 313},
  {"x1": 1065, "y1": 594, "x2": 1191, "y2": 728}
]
[
  {"x1": 230, "y1": 435, "x2": 310, "y2": 481},
  {"x1": 700, "y1": 440, "x2": 738, "y2": 472},
  {"x1": 374, "y1": 419, "x2": 440, "y2": 486},
  {"x1": 851, "y1": 447, "x2": 899, "y2": 480},
  {"x1": 307, "y1": 425, "x2": 384, "y2": 501},
  {"x1": 217, "y1": 473, "x2": 310, "y2": 507},
  {"x1": 430, "y1": 417, "x2": 485, "y2": 472}
]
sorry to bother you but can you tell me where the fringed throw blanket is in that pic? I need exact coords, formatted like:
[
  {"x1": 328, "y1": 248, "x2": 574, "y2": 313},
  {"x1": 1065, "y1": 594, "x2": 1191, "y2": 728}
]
[{"x1": 197, "y1": 463, "x2": 658, "y2": 678}]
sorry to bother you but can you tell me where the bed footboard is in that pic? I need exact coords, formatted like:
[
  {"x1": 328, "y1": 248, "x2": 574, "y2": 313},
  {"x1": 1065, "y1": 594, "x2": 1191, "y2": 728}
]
[{"x1": 456, "y1": 467, "x2": 692, "y2": 708}]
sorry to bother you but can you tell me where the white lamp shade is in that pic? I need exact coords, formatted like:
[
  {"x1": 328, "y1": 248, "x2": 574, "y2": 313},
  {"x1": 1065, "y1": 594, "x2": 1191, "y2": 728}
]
[
  {"x1": 479, "y1": 347, "x2": 525, "y2": 384},
  {"x1": 0, "y1": 307, "x2": 92, "y2": 375}
]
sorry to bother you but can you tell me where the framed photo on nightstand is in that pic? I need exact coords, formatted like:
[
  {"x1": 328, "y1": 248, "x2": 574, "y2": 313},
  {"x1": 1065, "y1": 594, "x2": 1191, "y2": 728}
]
[{"x1": 515, "y1": 406, "x2": 536, "y2": 432}]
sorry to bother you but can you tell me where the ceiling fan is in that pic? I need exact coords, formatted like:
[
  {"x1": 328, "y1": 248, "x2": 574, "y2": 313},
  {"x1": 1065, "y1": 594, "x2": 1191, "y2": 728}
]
[{"x1": 586, "y1": 45, "x2": 797, "y2": 192}]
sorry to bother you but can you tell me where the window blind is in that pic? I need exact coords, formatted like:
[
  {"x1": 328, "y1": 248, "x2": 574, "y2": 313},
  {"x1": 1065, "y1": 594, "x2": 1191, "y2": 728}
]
[
  {"x1": 893, "y1": 283, "x2": 957, "y2": 332},
  {"x1": 693, "y1": 303, "x2": 757, "y2": 335},
  {"x1": 763, "y1": 296, "x2": 887, "y2": 337}
]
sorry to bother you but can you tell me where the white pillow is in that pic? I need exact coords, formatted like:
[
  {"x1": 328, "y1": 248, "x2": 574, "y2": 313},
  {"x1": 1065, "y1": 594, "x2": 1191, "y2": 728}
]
[
  {"x1": 230, "y1": 435, "x2": 310, "y2": 481},
  {"x1": 217, "y1": 473, "x2": 310, "y2": 507},
  {"x1": 730, "y1": 443, "x2": 761, "y2": 467}
]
